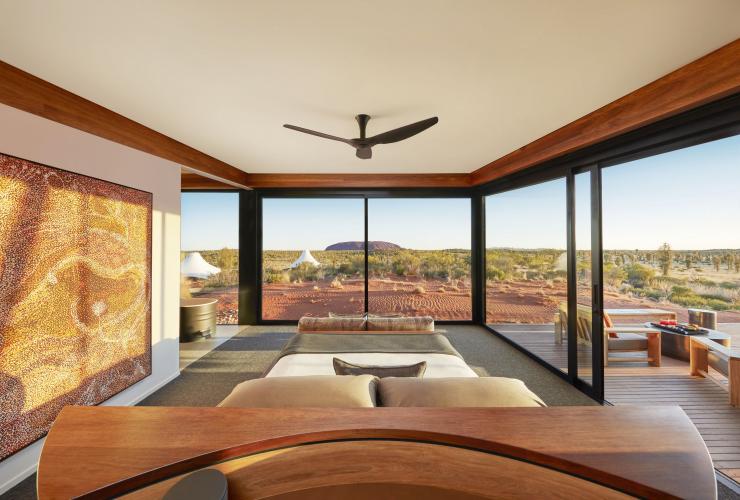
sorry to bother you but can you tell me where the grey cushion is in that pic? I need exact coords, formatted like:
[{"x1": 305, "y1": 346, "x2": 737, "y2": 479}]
[
  {"x1": 367, "y1": 316, "x2": 434, "y2": 332},
  {"x1": 298, "y1": 316, "x2": 366, "y2": 332},
  {"x1": 379, "y1": 377, "x2": 546, "y2": 408},
  {"x1": 218, "y1": 375, "x2": 378, "y2": 408},
  {"x1": 333, "y1": 358, "x2": 427, "y2": 378},
  {"x1": 608, "y1": 332, "x2": 648, "y2": 351}
]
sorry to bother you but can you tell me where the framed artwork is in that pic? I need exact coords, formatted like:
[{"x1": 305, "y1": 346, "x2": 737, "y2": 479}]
[{"x1": 0, "y1": 153, "x2": 152, "y2": 460}]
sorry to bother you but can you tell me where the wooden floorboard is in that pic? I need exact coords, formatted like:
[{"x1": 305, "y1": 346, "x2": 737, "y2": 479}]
[{"x1": 493, "y1": 325, "x2": 740, "y2": 483}]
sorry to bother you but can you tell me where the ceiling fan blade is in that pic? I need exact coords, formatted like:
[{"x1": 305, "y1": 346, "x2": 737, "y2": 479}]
[
  {"x1": 356, "y1": 147, "x2": 372, "y2": 159},
  {"x1": 283, "y1": 124, "x2": 352, "y2": 144},
  {"x1": 366, "y1": 117, "x2": 438, "y2": 145}
]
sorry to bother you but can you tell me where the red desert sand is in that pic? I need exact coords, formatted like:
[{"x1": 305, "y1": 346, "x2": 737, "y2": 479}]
[{"x1": 199, "y1": 279, "x2": 740, "y2": 325}]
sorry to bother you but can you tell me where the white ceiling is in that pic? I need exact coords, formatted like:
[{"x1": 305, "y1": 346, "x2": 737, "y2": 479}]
[{"x1": 1, "y1": 1, "x2": 738, "y2": 174}]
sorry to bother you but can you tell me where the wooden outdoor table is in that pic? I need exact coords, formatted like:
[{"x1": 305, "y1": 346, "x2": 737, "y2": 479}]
[
  {"x1": 605, "y1": 308, "x2": 677, "y2": 323},
  {"x1": 643, "y1": 322, "x2": 731, "y2": 361},
  {"x1": 37, "y1": 406, "x2": 716, "y2": 499}
]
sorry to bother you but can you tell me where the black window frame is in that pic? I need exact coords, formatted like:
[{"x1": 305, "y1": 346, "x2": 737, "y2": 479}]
[{"x1": 253, "y1": 188, "x2": 476, "y2": 325}]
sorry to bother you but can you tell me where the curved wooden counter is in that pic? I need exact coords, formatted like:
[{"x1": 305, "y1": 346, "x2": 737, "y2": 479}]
[{"x1": 37, "y1": 406, "x2": 715, "y2": 499}]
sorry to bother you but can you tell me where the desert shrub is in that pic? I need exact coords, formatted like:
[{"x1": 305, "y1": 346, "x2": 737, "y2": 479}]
[
  {"x1": 486, "y1": 265, "x2": 506, "y2": 281},
  {"x1": 413, "y1": 286, "x2": 426, "y2": 294},
  {"x1": 265, "y1": 270, "x2": 290, "y2": 284},
  {"x1": 603, "y1": 263, "x2": 627, "y2": 287},
  {"x1": 635, "y1": 288, "x2": 664, "y2": 301},
  {"x1": 625, "y1": 263, "x2": 655, "y2": 288},
  {"x1": 706, "y1": 299, "x2": 731, "y2": 311},
  {"x1": 330, "y1": 278, "x2": 344, "y2": 289},
  {"x1": 720, "y1": 281, "x2": 739, "y2": 290},
  {"x1": 290, "y1": 262, "x2": 322, "y2": 282},
  {"x1": 693, "y1": 277, "x2": 717, "y2": 287}
]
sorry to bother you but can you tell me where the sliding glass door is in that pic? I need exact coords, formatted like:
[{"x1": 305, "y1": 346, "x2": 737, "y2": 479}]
[{"x1": 485, "y1": 179, "x2": 569, "y2": 374}]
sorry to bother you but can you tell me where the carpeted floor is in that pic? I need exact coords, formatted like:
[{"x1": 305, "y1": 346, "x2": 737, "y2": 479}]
[
  {"x1": 5, "y1": 325, "x2": 738, "y2": 499},
  {"x1": 139, "y1": 324, "x2": 596, "y2": 407}
]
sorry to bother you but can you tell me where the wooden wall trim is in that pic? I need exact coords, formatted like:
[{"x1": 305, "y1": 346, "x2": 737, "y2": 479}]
[
  {"x1": 244, "y1": 173, "x2": 471, "y2": 189},
  {"x1": 470, "y1": 38, "x2": 740, "y2": 186},
  {"x1": 0, "y1": 60, "x2": 250, "y2": 187},
  {"x1": 181, "y1": 173, "x2": 240, "y2": 190}
]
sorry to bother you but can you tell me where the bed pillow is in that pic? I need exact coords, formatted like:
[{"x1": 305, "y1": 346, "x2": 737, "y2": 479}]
[
  {"x1": 298, "y1": 316, "x2": 367, "y2": 332},
  {"x1": 378, "y1": 377, "x2": 546, "y2": 407},
  {"x1": 366, "y1": 316, "x2": 434, "y2": 332},
  {"x1": 333, "y1": 358, "x2": 427, "y2": 378},
  {"x1": 218, "y1": 375, "x2": 378, "y2": 408}
]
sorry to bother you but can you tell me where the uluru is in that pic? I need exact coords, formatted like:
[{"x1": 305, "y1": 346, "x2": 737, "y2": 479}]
[{"x1": 325, "y1": 241, "x2": 401, "y2": 251}]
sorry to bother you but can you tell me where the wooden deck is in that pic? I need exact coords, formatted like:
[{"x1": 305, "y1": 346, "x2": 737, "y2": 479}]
[{"x1": 492, "y1": 324, "x2": 740, "y2": 483}]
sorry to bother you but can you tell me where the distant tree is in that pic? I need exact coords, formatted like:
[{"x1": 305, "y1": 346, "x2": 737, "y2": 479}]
[
  {"x1": 725, "y1": 253, "x2": 735, "y2": 271},
  {"x1": 657, "y1": 243, "x2": 673, "y2": 276},
  {"x1": 614, "y1": 255, "x2": 624, "y2": 267},
  {"x1": 684, "y1": 254, "x2": 693, "y2": 270},
  {"x1": 735, "y1": 255, "x2": 740, "y2": 273},
  {"x1": 713, "y1": 255, "x2": 722, "y2": 272}
]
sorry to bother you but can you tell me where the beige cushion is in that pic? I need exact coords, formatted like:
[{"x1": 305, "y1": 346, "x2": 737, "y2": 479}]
[
  {"x1": 367, "y1": 316, "x2": 434, "y2": 332},
  {"x1": 218, "y1": 375, "x2": 378, "y2": 408},
  {"x1": 608, "y1": 332, "x2": 648, "y2": 351},
  {"x1": 298, "y1": 316, "x2": 366, "y2": 332},
  {"x1": 333, "y1": 358, "x2": 427, "y2": 378},
  {"x1": 379, "y1": 377, "x2": 546, "y2": 408}
]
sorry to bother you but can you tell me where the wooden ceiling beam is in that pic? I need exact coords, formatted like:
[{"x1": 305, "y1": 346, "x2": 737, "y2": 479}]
[
  {"x1": 0, "y1": 60, "x2": 250, "y2": 187},
  {"x1": 181, "y1": 172, "x2": 241, "y2": 190},
  {"x1": 470, "y1": 38, "x2": 740, "y2": 186},
  {"x1": 243, "y1": 173, "x2": 472, "y2": 189}
]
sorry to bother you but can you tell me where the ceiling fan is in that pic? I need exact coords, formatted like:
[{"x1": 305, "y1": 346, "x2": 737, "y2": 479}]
[{"x1": 283, "y1": 114, "x2": 438, "y2": 159}]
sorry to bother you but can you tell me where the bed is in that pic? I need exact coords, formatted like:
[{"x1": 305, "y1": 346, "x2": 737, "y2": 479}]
[{"x1": 263, "y1": 332, "x2": 479, "y2": 378}]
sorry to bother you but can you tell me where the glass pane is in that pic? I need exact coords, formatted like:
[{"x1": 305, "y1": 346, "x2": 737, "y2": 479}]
[
  {"x1": 485, "y1": 179, "x2": 567, "y2": 373},
  {"x1": 575, "y1": 172, "x2": 593, "y2": 385},
  {"x1": 181, "y1": 192, "x2": 239, "y2": 324},
  {"x1": 262, "y1": 198, "x2": 365, "y2": 320},
  {"x1": 602, "y1": 134, "x2": 740, "y2": 400},
  {"x1": 368, "y1": 199, "x2": 472, "y2": 320}
]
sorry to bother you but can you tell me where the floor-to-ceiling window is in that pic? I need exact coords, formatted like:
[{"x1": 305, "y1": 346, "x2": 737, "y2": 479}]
[
  {"x1": 368, "y1": 198, "x2": 472, "y2": 320},
  {"x1": 261, "y1": 198, "x2": 365, "y2": 320},
  {"x1": 602, "y1": 134, "x2": 740, "y2": 382},
  {"x1": 485, "y1": 179, "x2": 568, "y2": 373},
  {"x1": 181, "y1": 192, "x2": 239, "y2": 324}
]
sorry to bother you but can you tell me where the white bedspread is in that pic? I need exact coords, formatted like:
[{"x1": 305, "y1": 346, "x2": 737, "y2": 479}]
[{"x1": 266, "y1": 353, "x2": 478, "y2": 378}]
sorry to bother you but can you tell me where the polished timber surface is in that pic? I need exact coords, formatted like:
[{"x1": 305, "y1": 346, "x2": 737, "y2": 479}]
[{"x1": 38, "y1": 406, "x2": 715, "y2": 499}]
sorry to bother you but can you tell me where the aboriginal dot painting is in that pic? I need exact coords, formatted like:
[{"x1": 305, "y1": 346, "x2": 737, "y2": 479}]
[{"x1": 0, "y1": 153, "x2": 152, "y2": 460}]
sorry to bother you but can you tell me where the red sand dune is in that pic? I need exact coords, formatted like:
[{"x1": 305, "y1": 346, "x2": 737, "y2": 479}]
[{"x1": 262, "y1": 276, "x2": 472, "y2": 320}]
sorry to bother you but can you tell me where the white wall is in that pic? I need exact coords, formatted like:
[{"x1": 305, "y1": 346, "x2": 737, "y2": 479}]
[{"x1": 0, "y1": 103, "x2": 182, "y2": 494}]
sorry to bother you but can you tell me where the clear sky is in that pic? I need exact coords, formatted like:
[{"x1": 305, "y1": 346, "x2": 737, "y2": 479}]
[
  {"x1": 181, "y1": 192, "x2": 239, "y2": 251},
  {"x1": 182, "y1": 135, "x2": 739, "y2": 252},
  {"x1": 260, "y1": 198, "x2": 471, "y2": 250},
  {"x1": 485, "y1": 134, "x2": 740, "y2": 250}
]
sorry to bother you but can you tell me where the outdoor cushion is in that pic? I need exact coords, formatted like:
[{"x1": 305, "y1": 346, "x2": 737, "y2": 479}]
[
  {"x1": 608, "y1": 332, "x2": 648, "y2": 351},
  {"x1": 378, "y1": 377, "x2": 546, "y2": 408},
  {"x1": 218, "y1": 375, "x2": 378, "y2": 408},
  {"x1": 333, "y1": 358, "x2": 427, "y2": 378}
]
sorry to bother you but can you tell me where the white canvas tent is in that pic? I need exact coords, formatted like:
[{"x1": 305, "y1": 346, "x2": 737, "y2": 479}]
[
  {"x1": 289, "y1": 249, "x2": 321, "y2": 269},
  {"x1": 181, "y1": 252, "x2": 221, "y2": 279}
]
